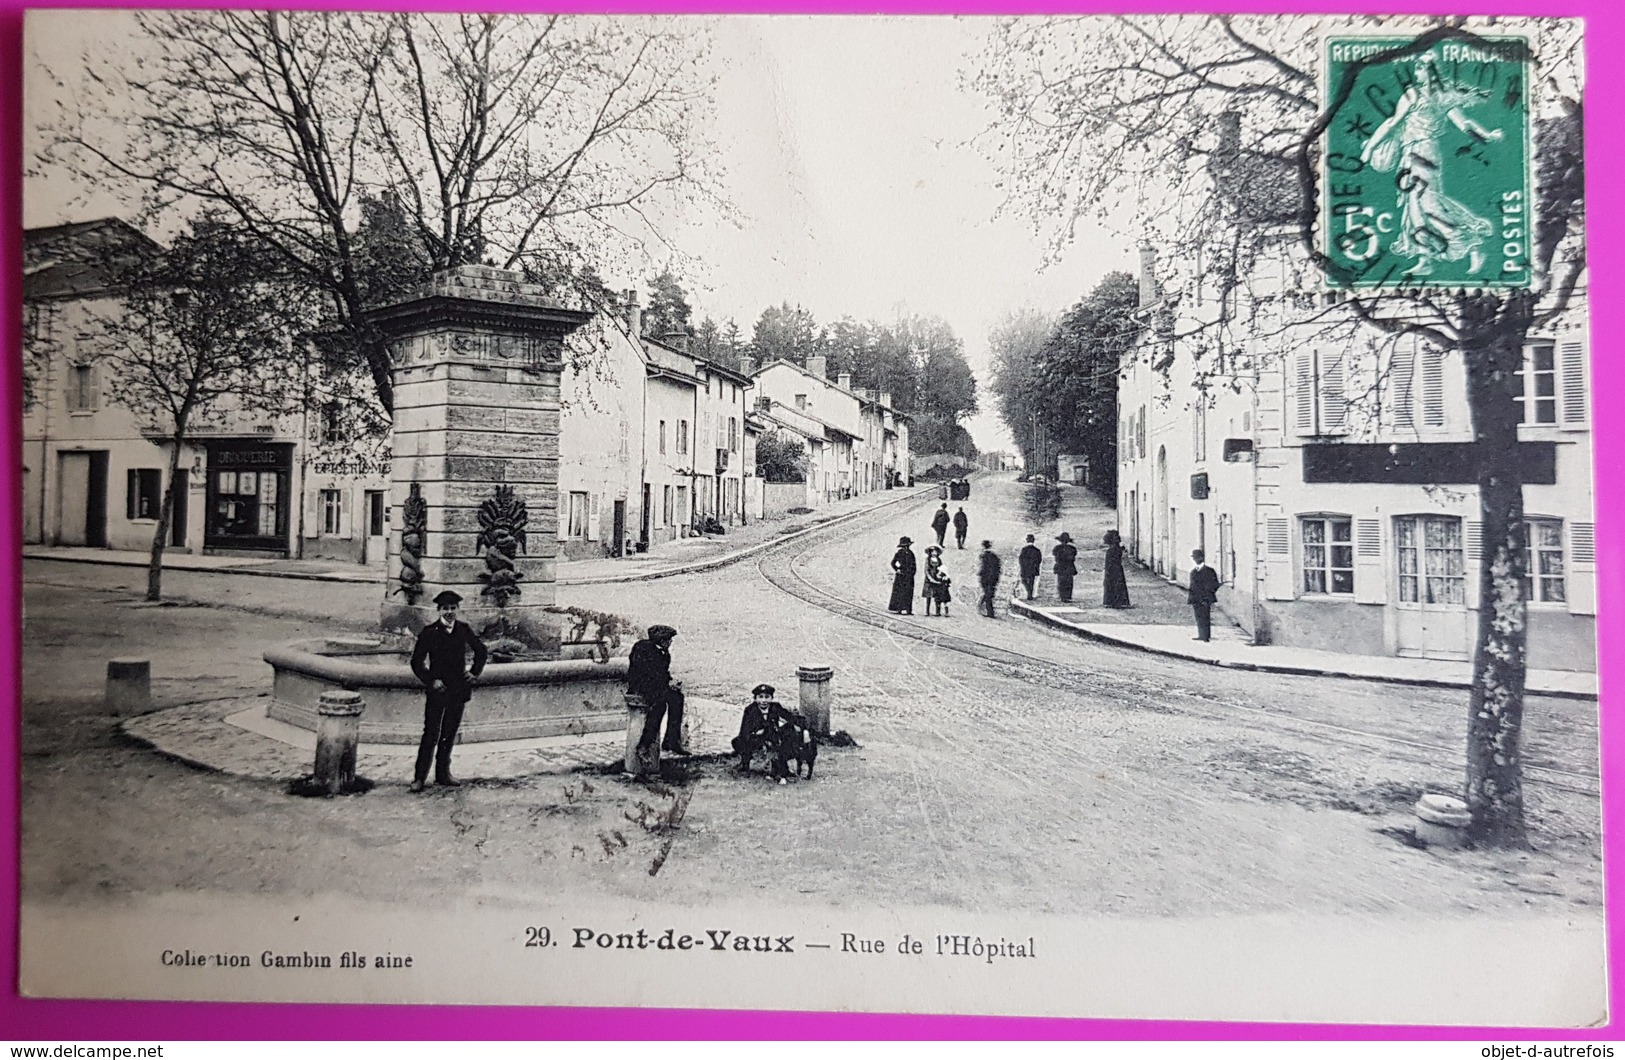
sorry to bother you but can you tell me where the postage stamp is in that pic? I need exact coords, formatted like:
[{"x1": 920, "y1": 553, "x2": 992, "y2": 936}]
[{"x1": 1321, "y1": 34, "x2": 1533, "y2": 290}]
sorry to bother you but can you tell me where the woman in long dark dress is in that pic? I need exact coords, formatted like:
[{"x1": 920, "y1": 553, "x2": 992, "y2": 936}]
[
  {"x1": 888, "y1": 536, "x2": 917, "y2": 614},
  {"x1": 1102, "y1": 529, "x2": 1131, "y2": 608}
]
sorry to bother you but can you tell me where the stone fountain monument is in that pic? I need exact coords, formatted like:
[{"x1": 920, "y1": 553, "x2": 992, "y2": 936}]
[{"x1": 264, "y1": 266, "x2": 632, "y2": 743}]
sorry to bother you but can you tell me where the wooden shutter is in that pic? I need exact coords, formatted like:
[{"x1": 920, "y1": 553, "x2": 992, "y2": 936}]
[
  {"x1": 1569, "y1": 520, "x2": 1596, "y2": 616},
  {"x1": 1390, "y1": 344, "x2": 1415, "y2": 431},
  {"x1": 1420, "y1": 346, "x2": 1446, "y2": 428},
  {"x1": 586, "y1": 492, "x2": 601, "y2": 541},
  {"x1": 1293, "y1": 352, "x2": 1315, "y2": 436},
  {"x1": 1353, "y1": 517, "x2": 1386, "y2": 604},
  {"x1": 337, "y1": 488, "x2": 354, "y2": 540},
  {"x1": 1559, "y1": 339, "x2": 1588, "y2": 429},
  {"x1": 303, "y1": 488, "x2": 321, "y2": 539},
  {"x1": 1320, "y1": 350, "x2": 1347, "y2": 434},
  {"x1": 1464, "y1": 520, "x2": 1483, "y2": 610},
  {"x1": 1263, "y1": 516, "x2": 1295, "y2": 600}
]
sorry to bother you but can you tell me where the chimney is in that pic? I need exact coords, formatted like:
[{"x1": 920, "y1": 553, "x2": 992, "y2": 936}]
[
  {"x1": 806, "y1": 355, "x2": 827, "y2": 380},
  {"x1": 1138, "y1": 246, "x2": 1157, "y2": 307},
  {"x1": 838, "y1": 372, "x2": 853, "y2": 390},
  {"x1": 623, "y1": 289, "x2": 642, "y2": 338},
  {"x1": 879, "y1": 391, "x2": 893, "y2": 408},
  {"x1": 739, "y1": 354, "x2": 757, "y2": 376},
  {"x1": 663, "y1": 330, "x2": 689, "y2": 353}
]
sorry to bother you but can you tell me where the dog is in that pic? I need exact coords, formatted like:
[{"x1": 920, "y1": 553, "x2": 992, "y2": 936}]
[{"x1": 772, "y1": 709, "x2": 818, "y2": 781}]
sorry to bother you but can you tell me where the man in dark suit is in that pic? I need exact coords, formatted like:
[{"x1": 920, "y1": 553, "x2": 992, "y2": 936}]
[
  {"x1": 931, "y1": 503, "x2": 950, "y2": 547},
  {"x1": 953, "y1": 507, "x2": 970, "y2": 549},
  {"x1": 977, "y1": 540, "x2": 1003, "y2": 618},
  {"x1": 409, "y1": 590, "x2": 488, "y2": 791},
  {"x1": 1188, "y1": 549, "x2": 1221, "y2": 642},
  {"x1": 627, "y1": 624, "x2": 687, "y2": 758},
  {"x1": 1018, "y1": 534, "x2": 1043, "y2": 600}
]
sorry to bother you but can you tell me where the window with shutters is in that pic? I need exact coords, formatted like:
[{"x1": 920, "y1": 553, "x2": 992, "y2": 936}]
[
  {"x1": 658, "y1": 420, "x2": 667, "y2": 455},
  {"x1": 321, "y1": 402, "x2": 345, "y2": 444},
  {"x1": 1523, "y1": 519, "x2": 1566, "y2": 603},
  {"x1": 1389, "y1": 344, "x2": 1416, "y2": 430},
  {"x1": 567, "y1": 491, "x2": 590, "y2": 539},
  {"x1": 320, "y1": 489, "x2": 343, "y2": 536},
  {"x1": 1301, "y1": 516, "x2": 1354, "y2": 595},
  {"x1": 1292, "y1": 349, "x2": 1347, "y2": 436},
  {"x1": 1514, "y1": 343, "x2": 1558, "y2": 425},
  {"x1": 1137, "y1": 407, "x2": 1147, "y2": 459},
  {"x1": 677, "y1": 420, "x2": 689, "y2": 455},
  {"x1": 126, "y1": 469, "x2": 162, "y2": 521},
  {"x1": 1419, "y1": 345, "x2": 1446, "y2": 428},
  {"x1": 68, "y1": 364, "x2": 95, "y2": 411}
]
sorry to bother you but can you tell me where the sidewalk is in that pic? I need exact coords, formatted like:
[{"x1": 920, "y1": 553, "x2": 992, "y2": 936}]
[
  {"x1": 22, "y1": 485, "x2": 935, "y2": 588},
  {"x1": 1006, "y1": 482, "x2": 1597, "y2": 699}
]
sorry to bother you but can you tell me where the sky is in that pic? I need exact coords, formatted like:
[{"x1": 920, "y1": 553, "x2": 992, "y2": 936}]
[{"x1": 23, "y1": 12, "x2": 1138, "y2": 453}]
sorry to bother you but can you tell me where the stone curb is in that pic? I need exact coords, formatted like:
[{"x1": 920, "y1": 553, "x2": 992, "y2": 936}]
[
  {"x1": 24, "y1": 552, "x2": 379, "y2": 584},
  {"x1": 1007, "y1": 597, "x2": 1598, "y2": 702}
]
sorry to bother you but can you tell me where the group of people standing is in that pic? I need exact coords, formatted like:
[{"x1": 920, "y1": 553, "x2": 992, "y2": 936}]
[{"x1": 1012, "y1": 529, "x2": 1131, "y2": 608}]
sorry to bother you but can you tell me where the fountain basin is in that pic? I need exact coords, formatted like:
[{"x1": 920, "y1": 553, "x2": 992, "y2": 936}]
[{"x1": 264, "y1": 638, "x2": 629, "y2": 743}]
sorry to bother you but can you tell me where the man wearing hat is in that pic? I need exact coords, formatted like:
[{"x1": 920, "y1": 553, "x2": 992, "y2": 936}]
[
  {"x1": 977, "y1": 540, "x2": 1003, "y2": 618},
  {"x1": 408, "y1": 590, "x2": 488, "y2": 792},
  {"x1": 931, "y1": 503, "x2": 951, "y2": 548},
  {"x1": 627, "y1": 624, "x2": 687, "y2": 758},
  {"x1": 1018, "y1": 534, "x2": 1043, "y2": 600},
  {"x1": 1052, "y1": 532, "x2": 1079, "y2": 603}
]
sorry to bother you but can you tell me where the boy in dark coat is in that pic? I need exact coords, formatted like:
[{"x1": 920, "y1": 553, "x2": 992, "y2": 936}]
[
  {"x1": 1018, "y1": 534, "x2": 1043, "y2": 600},
  {"x1": 931, "y1": 504, "x2": 950, "y2": 547},
  {"x1": 409, "y1": 590, "x2": 488, "y2": 791},
  {"x1": 953, "y1": 507, "x2": 969, "y2": 549}
]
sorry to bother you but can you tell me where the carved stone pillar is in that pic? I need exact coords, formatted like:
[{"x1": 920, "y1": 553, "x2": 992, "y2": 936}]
[{"x1": 373, "y1": 265, "x2": 592, "y2": 656}]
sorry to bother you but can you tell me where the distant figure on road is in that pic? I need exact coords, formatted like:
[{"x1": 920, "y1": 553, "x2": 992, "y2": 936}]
[
  {"x1": 953, "y1": 507, "x2": 969, "y2": 549},
  {"x1": 937, "y1": 482, "x2": 949, "y2": 501},
  {"x1": 409, "y1": 590, "x2": 488, "y2": 792},
  {"x1": 1188, "y1": 550, "x2": 1221, "y2": 642},
  {"x1": 888, "y1": 536, "x2": 917, "y2": 615},
  {"x1": 628, "y1": 624, "x2": 688, "y2": 758},
  {"x1": 931, "y1": 504, "x2": 950, "y2": 547},
  {"x1": 1018, "y1": 534, "x2": 1043, "y2": 600},
  {"x1": 922, "y1": 544, "x2": 952, "y2": 616},
  {"x1": 1102, "y1": 529, "x2": 1131, "y2": 608},
  {"x1": 1052, "y1": 532, "x2": 1079, "y2": 603},
  {"x1": 977, "y1": 540, "x2": 1002, "y2": 618}
]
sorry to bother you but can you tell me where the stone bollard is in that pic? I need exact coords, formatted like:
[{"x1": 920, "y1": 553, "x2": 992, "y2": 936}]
[
  {"x1": 314, "y1": 690, "x2": 365, "y2": 796},
  {"x1": 1414, "y1": 793, "x2": 1472, "y2": 849},
  {"x1": 624, "y1": 693, "x2": 659, "y2": 777},
  {"x1": 106, "y1": 658, "x2": 151, "y2": 713},
  {"x1": 798, "y1": 665, "x2": 833, "y2": 738}
]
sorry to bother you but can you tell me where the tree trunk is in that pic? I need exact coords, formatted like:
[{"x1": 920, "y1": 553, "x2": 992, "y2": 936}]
[
  {"x1": 147, "y1": 433, "x2": 186, "y2": 601},
  {"x1": 1463, "y1": 314, "x2": 1531, "y2": 848}
]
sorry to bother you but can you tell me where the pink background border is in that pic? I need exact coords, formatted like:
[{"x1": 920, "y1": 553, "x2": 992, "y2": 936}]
[{"x1": 2, "y1": 0, "x2": 1616, "y2": 1040}]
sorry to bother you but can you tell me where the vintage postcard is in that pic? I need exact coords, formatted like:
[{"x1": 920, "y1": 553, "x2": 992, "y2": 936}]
[{"x1": 16, "y1": 9, "x2": 1605, "y2": 1027}]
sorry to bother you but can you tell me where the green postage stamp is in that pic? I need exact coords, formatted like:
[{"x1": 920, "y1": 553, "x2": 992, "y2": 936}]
[{"x1": 1322, "y1": 35, "x2": 1532, "y2": 289}]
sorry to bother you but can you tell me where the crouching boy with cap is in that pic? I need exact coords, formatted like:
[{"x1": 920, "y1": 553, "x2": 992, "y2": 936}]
[
  {"x1": 733, "y1": 684, "x2": 817, "y2": 784},
  {"x1": 409, "y1": 590, "x2": 488, "y2": 792}
]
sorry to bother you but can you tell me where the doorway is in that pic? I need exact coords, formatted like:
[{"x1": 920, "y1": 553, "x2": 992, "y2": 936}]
[
  {"x1": 640, "y1": 484, "x2": 651, "y2": 550},
  {"x1": 363, "y1": 490, "x2": 387, "y2": 564},
  {"x1": 57, "y1": 450, "x2": 108, "y2": 547},
  {"x1": 612, "y1": 499, "x2": 626, "y2": 557},
  {"x1": 170, "y1": 469, "x2": 189, "y2": 547},
  {"x1": 1394, "y1": 515, "x2": 1470, "y2": 659}
]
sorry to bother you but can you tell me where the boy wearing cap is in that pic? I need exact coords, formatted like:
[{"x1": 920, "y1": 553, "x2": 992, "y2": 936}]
[
  {"x1": 627, "y1": 624, "x2": 687, "y2": 758},
  {"x1": 732, "y1": 683, "x2": 786, "y2": 774},
  {"x1": 409, "y1": 590, "x2": 488, "y2": 792}
]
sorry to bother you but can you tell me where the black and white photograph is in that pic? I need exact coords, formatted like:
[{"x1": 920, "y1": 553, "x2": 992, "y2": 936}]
[{"x1": 17, "y1": 9, "x2": 1604, "y2": 1025}]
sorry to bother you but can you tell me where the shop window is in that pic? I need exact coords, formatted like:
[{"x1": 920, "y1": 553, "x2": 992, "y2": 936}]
[
  {"x1": 320, "y1": 489, "x2": 343, "y2": 536},
  {"x1": 126, "y1": 469, "x2": 162, "y2": 520},
  {"x1": 1301, "y1": 516, "x2": 1354, "y2": 595},
  {"x1": 1524, "y1": 519, "x2": 1566, "y2": 603}
]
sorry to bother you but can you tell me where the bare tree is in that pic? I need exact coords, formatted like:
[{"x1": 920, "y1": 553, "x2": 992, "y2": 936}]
[
  {"x1": 87, "y1": 218, "x2": 304, "y2": 601},
  {"x1": 977, "y1": 15, "x2": 1586, "y2": 846},
  {"x1": 41, "y1": 11, "x2": 718, "y2": 415}
]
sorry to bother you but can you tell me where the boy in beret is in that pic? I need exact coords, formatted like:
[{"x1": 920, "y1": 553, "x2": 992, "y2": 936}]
[{"x1": 409, "y1": 590, "x2": 487, "y2": 792}]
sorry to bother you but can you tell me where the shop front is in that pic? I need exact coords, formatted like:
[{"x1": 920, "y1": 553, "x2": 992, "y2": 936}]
[{"x1": 205, "y1": 441, "x2": 293, "y2": 554}]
